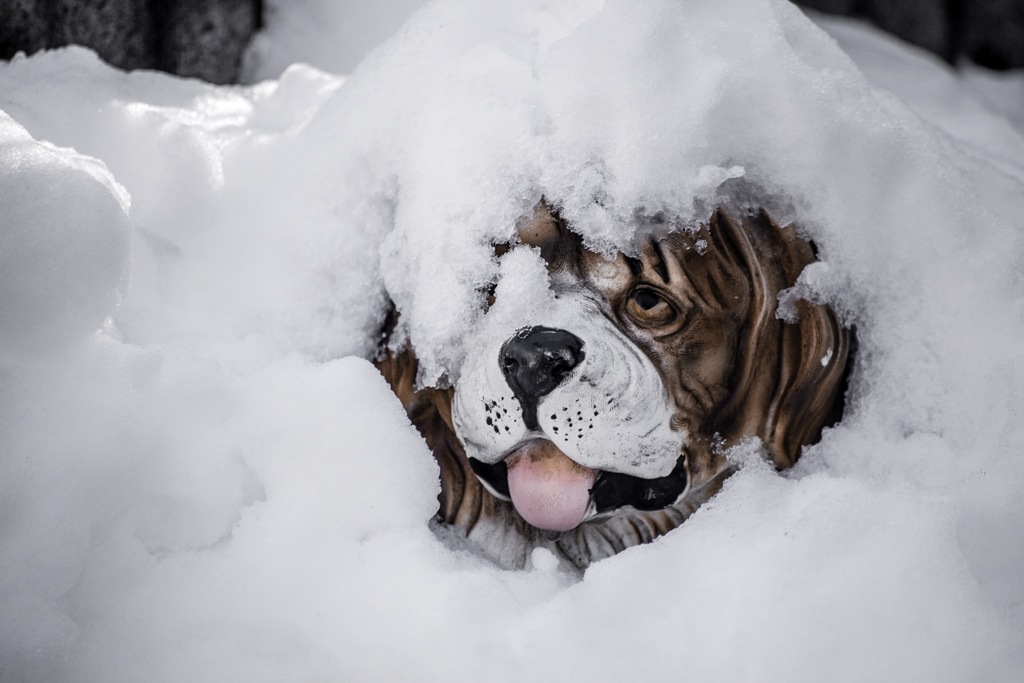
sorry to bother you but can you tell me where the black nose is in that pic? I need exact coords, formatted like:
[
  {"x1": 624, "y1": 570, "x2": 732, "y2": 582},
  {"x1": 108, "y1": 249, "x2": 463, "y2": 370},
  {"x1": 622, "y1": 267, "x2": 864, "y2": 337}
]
[{"x1": 500, "y1": 327, "x2": 585, "y2": 405}]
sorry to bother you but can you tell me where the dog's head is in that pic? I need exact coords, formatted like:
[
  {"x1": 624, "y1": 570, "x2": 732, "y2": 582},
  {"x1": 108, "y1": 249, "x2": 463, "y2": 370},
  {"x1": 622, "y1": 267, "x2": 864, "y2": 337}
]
[
  {"x1": 380, "y1": 202, "x2": 850, "y2": 567},
  {"x1": 453, "y1": 201, "x2": 849, "y2": 525}
]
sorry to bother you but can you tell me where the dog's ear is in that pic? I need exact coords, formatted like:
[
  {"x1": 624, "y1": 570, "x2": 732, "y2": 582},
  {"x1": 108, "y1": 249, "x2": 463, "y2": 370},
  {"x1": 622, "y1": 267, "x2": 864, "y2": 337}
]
[
  {"x1": 375, "y1": 308, "x2": 479, "y2": 526},
  {"x1": 375, "y1": 305, "x2": 456, "y2": 431},
  {"x1": 711, "y1": 209, "x2": 850, "y2": 469},
  {"x1": 767, "y1": 274, "x2": 850, "y2": 468}
]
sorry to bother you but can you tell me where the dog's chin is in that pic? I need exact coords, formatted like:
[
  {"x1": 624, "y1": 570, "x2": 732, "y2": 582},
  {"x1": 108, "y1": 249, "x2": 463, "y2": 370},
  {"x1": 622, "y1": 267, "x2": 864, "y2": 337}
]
[{"x1": 468, "y1": 439, "x2": 690, "y2": 533}]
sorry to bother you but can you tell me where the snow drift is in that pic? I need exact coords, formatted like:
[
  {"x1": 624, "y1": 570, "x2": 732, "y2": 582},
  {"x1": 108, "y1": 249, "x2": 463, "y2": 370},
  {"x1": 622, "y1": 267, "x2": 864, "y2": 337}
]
[{"x1": 0, "y1": 0, "x2": 1023, "y2": 680}]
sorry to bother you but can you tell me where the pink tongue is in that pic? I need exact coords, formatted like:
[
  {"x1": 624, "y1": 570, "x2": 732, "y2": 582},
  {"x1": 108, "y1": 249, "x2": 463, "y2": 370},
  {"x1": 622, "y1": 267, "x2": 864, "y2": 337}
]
[{"x1": 506, "y1": 440, "x2": 597, "y2": 532}]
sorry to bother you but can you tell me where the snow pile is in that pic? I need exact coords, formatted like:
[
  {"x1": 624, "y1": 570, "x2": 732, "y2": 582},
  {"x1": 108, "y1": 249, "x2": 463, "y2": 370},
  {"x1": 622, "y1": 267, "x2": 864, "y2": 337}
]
[
  {"x1": 0, "y1": 52, "x2": 385, "y2": 360},
  {"x1": 1, "y1": 0, "x2": 1023, "y2": 681},
  {"x1": 0, "y1": 112, "x2": 130, "y2": 353}
]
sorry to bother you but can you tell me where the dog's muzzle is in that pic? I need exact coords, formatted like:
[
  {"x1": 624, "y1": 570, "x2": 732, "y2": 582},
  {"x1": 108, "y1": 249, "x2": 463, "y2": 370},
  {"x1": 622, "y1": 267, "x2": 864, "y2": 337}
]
[
  {"x1": 473, "y1": 325, "x2": 688, "y2": 529},
  {"x1": 452, "y1": 297, "x2": 690, "y2": 532}
]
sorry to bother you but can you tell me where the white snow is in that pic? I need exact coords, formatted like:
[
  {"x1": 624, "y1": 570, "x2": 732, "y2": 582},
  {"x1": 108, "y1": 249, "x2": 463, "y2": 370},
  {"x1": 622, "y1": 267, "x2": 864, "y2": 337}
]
[
  {"x1": 1, "y1": 0, "x2": 1023, "y2": 681},
  {"x1": 0, "y1": 111, "x2": 131, "y2": 354}
]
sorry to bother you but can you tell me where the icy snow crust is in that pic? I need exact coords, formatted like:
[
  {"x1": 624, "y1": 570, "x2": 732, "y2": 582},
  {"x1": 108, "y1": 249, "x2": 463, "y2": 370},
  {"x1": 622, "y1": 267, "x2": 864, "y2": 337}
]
[{"x1": 1, "y1": 0, "x2": 1024, "y2": 680}]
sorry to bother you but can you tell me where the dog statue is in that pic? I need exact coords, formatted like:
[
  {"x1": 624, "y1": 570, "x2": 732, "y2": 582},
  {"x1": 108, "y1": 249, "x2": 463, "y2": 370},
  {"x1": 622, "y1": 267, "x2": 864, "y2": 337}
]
[{"x1": 377, "y1": 202, "x2": 851, "y2": 570}]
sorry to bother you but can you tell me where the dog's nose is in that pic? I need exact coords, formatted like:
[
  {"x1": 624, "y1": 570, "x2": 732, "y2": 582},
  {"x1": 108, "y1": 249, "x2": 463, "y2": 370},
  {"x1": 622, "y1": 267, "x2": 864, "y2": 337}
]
[{"x1": 500, "y1": 326, "x2": 585, "y2": 401}]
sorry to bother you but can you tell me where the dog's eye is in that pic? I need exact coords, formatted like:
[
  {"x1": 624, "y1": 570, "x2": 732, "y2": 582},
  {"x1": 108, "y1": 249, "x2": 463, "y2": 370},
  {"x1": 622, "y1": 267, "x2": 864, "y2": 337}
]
[
  {"x1": 626, "y1": 288, "x2": 677, "y2": 327},
  {"x1": 635, "y1": 289, "x2": 660, "y2": 310}
]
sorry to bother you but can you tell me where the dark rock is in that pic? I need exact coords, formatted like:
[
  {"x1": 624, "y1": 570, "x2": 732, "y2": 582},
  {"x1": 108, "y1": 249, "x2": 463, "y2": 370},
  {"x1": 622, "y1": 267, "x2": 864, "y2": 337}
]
[
  {"x1": 157, "y1": 0, "x2": 260, "y2": 84},
  {"x1": 50, "y1": 0, "x2": 154, "y2": 70},
  {"x1": 859, "y1": 0, "x2": 952, "y2": 59},
  {"x1": 793, "y1": 0, "x2": 857, "y2": 13},
  {"x1": 0, "y1": 0, "x2": 48, "y2": 58},
  {"x1": 961, "y1": 0, "x2": 1024, "y2": 70},
  {"x1": 0, "y1": 0, "x2": 260, "y2": 83},
  {"x1": 3, "y1": 0, "x2": 1024, "y2": 80},
  {"x1": 794, "y1": 0, "x2": 1024, "y2": 69}
]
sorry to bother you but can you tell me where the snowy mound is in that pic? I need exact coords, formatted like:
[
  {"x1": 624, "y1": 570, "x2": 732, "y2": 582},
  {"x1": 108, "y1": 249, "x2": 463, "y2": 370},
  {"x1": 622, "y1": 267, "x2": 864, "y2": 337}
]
[
  {"x1": 0, "y1": 112, "x2": 130, "y2": 353},
  {"x1": 1, "y1": 0, "x2": 1023, "y2": 681}
]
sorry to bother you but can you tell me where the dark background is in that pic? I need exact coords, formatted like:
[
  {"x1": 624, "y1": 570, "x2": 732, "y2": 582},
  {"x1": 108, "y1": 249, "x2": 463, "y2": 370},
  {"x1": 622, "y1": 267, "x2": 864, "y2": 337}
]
[
  {"x1": 0, "y1": 0, "x2": 1021, "y2": 84},
  {"x1": 0, "y1": 0, "x2": 262, "y2": 83},
  {"x1": 798, "y1": 0, "x2": 1024, "y2": 69}
]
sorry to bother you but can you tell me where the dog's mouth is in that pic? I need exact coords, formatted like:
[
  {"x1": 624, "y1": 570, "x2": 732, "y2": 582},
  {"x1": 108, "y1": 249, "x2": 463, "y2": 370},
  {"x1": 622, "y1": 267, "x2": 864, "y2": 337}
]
[{"x1": 468, "y1": 439, "x2": 689, "y2": 532}]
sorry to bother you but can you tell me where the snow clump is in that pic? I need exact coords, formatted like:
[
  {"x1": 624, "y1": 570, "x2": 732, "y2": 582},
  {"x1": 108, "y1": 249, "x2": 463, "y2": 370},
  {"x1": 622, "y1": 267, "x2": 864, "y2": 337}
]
[{"x1": 0, "y1": 0, "x2": 1023, "y2": 681}]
